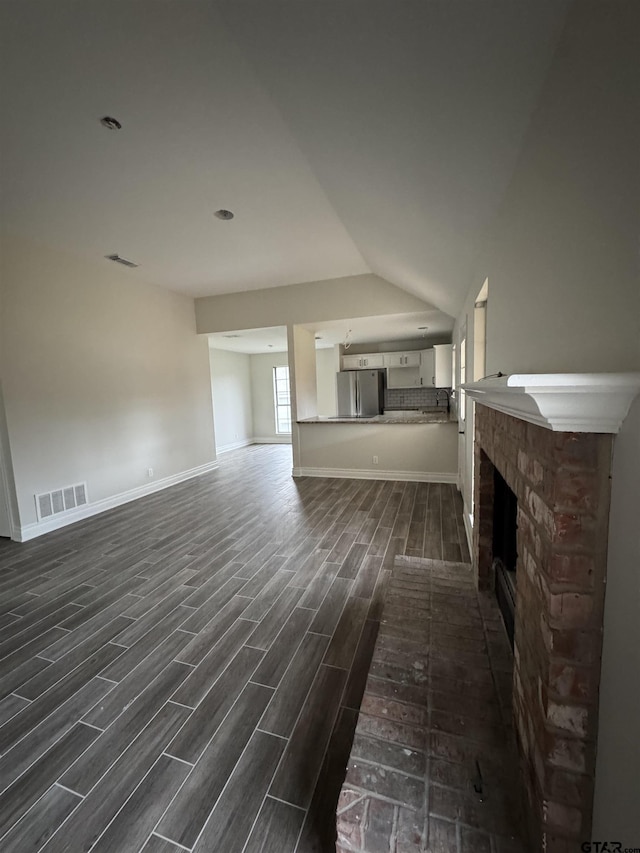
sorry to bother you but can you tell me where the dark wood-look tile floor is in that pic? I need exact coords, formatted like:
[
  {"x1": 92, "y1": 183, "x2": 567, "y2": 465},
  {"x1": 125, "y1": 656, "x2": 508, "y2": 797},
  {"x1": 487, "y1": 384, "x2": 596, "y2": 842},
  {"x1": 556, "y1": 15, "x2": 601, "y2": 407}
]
[{"x1": 0, "y1": 445, "x2": 470, "y2": 852}]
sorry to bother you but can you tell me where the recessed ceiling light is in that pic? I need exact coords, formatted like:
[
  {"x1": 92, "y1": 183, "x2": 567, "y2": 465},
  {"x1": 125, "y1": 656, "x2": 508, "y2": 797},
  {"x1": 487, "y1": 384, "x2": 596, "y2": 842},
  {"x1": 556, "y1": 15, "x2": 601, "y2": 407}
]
[
  {"x1": 214, "y1": 209, "x2": 235, "y2": 221},
  {"x1": 100, "y1": 116, "x2": 122, "y2": 130}
]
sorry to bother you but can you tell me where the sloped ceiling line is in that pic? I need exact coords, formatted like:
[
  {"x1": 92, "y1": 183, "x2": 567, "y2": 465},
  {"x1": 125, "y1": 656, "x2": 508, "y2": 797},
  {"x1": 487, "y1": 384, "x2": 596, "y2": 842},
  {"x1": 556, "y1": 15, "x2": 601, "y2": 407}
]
[{"x1": 1, "y1": 0, "x2": 569, "y2": 316}]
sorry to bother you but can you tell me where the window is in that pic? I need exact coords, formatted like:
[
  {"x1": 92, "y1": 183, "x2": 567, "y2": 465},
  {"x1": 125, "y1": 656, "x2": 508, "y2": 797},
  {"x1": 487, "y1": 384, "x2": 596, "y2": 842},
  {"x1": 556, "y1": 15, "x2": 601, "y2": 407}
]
[
  {"x1": 273, "y1": 365, "x2": 291, "y2": 434},
  {"x1": 473, "y1": 278, "x2": 488, "y2": 381}
]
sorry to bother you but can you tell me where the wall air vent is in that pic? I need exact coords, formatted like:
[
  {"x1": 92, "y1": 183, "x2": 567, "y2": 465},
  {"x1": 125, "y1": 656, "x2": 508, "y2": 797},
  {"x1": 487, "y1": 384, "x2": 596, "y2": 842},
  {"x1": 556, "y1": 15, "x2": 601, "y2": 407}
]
[
  {"x1": 105, "y1": 254, "x2": 139, "y2": 268},
  {"x1": 35, "y1": 482, "x2": 88, "y2": 521}
]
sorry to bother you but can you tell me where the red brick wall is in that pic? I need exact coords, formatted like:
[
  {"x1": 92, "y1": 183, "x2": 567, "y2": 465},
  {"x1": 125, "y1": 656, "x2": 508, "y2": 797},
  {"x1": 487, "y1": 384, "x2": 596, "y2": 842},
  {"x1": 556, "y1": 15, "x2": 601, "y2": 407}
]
[{"x1": 473, "y1": 404, "x2": 612, "y2": 852}]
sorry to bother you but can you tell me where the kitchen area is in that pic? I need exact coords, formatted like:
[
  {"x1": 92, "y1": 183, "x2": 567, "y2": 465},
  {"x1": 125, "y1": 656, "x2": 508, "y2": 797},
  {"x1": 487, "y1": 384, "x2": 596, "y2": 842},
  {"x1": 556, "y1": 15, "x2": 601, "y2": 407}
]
[{"x1": 295, "y1": 340, "x2": 459, "y2": 481}]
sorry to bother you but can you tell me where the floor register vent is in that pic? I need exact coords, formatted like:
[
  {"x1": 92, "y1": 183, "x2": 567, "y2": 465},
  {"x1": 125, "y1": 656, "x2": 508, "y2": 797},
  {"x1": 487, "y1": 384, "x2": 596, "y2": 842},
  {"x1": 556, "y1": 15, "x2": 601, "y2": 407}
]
[{"x1": 35, "y1": 482, "x2": 88, "y2": 521}]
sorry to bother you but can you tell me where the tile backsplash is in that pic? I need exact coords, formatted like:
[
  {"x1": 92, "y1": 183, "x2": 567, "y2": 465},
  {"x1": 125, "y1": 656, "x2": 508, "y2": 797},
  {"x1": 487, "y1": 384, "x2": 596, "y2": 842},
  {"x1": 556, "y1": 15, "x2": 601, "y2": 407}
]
[{"x1": 384, "y1": 387, "x2": 450, "y2": 409}]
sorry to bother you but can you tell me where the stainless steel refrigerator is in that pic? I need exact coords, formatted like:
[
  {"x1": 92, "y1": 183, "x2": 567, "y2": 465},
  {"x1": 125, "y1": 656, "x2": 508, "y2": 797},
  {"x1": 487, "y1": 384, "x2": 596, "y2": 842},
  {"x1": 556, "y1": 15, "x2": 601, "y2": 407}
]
[{"x1": 336, "y1": 370, "x2": 384, "y2": 417}]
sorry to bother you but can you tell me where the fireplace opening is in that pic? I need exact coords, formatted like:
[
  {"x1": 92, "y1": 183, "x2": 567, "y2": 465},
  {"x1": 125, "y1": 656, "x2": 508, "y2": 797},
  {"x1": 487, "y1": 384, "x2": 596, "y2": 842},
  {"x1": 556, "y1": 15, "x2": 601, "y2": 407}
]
[{"x1": 492, "y1": 466, "x2": 518, "y2": 648}]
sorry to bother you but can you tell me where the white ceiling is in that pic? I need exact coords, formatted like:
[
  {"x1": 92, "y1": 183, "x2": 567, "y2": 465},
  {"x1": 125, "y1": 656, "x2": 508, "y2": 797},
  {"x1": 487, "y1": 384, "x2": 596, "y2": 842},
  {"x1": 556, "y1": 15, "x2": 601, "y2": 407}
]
[
  {"x1": 0, "y1": 1, "x2": 569, "y2": 317},
  {"x1": 208, "y1": 309, "x2": 453, "y2": 354},
  {"x1": 209, "y1": 326, "x2": 289, "y2": 355}
]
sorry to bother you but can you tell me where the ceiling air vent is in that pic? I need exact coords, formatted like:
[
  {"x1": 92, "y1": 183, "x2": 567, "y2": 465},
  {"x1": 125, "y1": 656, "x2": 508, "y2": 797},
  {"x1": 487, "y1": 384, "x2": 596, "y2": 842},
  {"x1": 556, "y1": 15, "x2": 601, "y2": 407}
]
[
  {"x1": 105, "y1": 254, "x2": 139, "y2": 268},
  {"x1": 35, "y1": 482, "x2": 89, "y2": 522}
]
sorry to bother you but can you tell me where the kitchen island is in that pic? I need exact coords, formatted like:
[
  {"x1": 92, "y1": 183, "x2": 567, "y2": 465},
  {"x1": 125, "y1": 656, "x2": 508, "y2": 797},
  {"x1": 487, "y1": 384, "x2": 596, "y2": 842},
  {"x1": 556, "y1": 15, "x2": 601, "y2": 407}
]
[
  {"x1": 293, "y1": 410, "x2": 458, "y2": 482},
  {"x1": 298, "y1": 409, "x2": 451, "y2": 425}
]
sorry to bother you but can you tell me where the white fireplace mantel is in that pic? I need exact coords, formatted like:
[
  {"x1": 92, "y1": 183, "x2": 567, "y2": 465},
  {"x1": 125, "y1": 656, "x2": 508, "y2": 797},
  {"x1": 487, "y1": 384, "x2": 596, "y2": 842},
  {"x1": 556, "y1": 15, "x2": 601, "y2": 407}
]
[{"x1": 461, "y1": 373, "x2": 640, "y2": 433}]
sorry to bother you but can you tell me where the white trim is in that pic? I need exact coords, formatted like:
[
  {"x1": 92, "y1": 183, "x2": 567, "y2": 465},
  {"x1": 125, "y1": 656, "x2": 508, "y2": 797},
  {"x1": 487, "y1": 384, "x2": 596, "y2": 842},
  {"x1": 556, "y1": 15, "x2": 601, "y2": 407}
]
[
  {"x1": 15, "y1": 460, "x2": 219, "y2": 542},
  {"x1": 216, "y1": 437, "x2": 292, "y2": 453},
  {"x1": 215, "y1": 439, "x2": 253, "y2": 454},
  {"x1": 292, "y1": 466, "x2": 457, "y2": 483},
  {"x1": 462, "y1": 372, "x2": 640, "y2": 433},
  {"x1": 463, "y1": 511, "x2": 474, "y2": 560}
]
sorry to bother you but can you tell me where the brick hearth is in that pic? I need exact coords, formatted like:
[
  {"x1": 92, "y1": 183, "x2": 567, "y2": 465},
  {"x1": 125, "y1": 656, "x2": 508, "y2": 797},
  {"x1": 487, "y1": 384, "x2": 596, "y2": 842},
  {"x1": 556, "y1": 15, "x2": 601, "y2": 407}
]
[
  {"x1": 473, "y1": 405, "x2": 613, "y2": 851},
  {"x1": 336, "y1": 556, "x2": 525, "y2": 852}
]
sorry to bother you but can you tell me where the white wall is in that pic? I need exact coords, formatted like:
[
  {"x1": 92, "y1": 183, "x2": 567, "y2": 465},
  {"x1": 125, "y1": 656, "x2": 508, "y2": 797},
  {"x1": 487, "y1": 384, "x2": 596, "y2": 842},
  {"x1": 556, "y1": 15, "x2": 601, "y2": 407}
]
[
  {"x1": 0, "y1": 385, "x2": 16, "y2": 538},
  {"x1": 296, "y1": 421, "x2": 458, "y2": 480},
  {"x1": 592, "y1": 396, "x2": 640, "y2": 845},
  {"x1": 345, "y1": 335, "x2": 451, "y2": 355},
  {"x1": 195, "y1": 273, "x2": 435, "y2": 333},
  {"x1": 454, "y1": 0, "x2": 640, "y2": 519},
  {"x1": 316, "y1": 347, "x2": 338, "y2": 417},
  {"x1": 0, "y1": 454, "x2": 11, "y2": 537},
  {"x1": 289, "y1": 325, "x2": 318, "y2": 470},
  {"x1": 289, "y1": 326, "x2": 318, "y2": 421},
  {"x1": 479, "y1": 3, "x2": 638, "y2": 377},
  {"x1": 0, "y1": 235, "x2": 216, "y2": 536},
  {"x1": 249, "y1": 351, "x2": 291, "y2": 444},
  {"x1": 209, "y1": 348, "x2": 253, "y2": 452},
  {"x1": 452, "y1": 4, "x2": 640, "y2": 839}
]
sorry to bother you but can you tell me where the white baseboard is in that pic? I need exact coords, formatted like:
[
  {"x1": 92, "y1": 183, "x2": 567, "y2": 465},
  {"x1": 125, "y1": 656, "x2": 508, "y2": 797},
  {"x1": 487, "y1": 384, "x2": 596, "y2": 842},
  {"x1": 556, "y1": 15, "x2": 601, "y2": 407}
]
[
  {"x1": 15, "y1": 460, "x2": 219, "y2": 542},
  {"x1": 292, "y1": 467, "x2": 457, "y2": 484},
  {"x1": 216, "y1": 439, "x2": 253, "y2": 454},
  {"x1": 216, "y1": 438, "x2": 291, "y2": 453}
]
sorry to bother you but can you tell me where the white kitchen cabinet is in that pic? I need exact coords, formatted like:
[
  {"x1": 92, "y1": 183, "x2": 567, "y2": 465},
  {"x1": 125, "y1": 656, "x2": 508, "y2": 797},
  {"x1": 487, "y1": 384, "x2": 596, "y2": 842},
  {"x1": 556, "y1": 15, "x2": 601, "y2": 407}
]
[
  {"x1": 383, "y1": 351, "x2": 421, "y2": 368},
  {"x1": 342, "y1": 354, "x2": 362, "y2": 370},
  {"x1": 433, "y1": 344, "x2": 453, "y2": 387},
  {"x1": 342, "y1": 345, "x2": 452, "y2": 385},
  {"x1": 387, "y1": 349, "x2": 427, "y2": 388},
  {"x1": 419, "y1": 348, "x2": 435, "y2": 387},
  {"x1": 386, "y1": 366, "x2": 421, "y2": 388},
  {"x1": 341, "y1": 353, "x2": 384, "y2": 370}
]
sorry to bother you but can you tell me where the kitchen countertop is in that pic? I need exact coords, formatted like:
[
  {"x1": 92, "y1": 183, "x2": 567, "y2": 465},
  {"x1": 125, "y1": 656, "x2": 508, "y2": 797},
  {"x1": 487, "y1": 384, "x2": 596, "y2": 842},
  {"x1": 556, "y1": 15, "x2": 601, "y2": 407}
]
[{"x1": 297, "y1": 409, "x2": 454, "y2": 425}]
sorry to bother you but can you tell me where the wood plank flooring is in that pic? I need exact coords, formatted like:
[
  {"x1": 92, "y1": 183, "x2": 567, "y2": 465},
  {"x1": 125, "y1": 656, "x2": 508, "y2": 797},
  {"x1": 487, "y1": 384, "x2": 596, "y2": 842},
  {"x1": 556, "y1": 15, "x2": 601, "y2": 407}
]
[{"x1": 0, "y1": 445, "x2": 469, "y2": 853}]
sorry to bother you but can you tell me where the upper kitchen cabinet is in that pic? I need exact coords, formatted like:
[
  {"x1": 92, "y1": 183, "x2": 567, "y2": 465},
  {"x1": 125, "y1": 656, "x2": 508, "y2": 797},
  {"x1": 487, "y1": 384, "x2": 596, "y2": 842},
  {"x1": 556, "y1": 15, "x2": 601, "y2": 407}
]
[
  {"x1": 419, "y1": 348, "x2": 435, "y2": 387},
  {"x1": 433, "y1": 344, "x2": 453, "y2": 387},
  {"x1": 341, "y1": 344, "x2": 452, "y2": 387},
  {"x1": 341, "y1": 353, "x2": 385, "y2": 370},
  {"x1": 388, "y1": 349, "x2": 431, "y2": 389},
  {"x1": 383, "y1": 351, "x2": 421, "y2": 368}
]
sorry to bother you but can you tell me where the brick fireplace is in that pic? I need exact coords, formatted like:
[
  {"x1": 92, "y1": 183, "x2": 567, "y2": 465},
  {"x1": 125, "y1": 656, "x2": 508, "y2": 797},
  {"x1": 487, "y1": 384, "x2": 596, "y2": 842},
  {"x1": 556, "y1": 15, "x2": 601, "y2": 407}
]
[{"x1": 472, "y1": 404, "x2": 613, "y2": 851}]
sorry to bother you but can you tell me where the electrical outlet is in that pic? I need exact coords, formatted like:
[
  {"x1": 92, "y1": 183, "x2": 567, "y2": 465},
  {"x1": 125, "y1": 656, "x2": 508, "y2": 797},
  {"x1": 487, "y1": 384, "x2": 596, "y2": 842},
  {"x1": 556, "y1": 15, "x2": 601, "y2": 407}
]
[
  {"x1": 147, "y1": 468, "x2": 154, "y2": 478},
  {"x1": 372, "y1": 455, "x2": 379, "y2": 464}
]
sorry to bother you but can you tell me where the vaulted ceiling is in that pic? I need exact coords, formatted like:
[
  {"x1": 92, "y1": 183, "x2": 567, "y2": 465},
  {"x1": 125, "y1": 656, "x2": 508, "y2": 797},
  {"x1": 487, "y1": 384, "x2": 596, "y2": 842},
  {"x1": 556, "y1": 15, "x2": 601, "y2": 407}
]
[{"x1": 0, "y1": 1, "x2": 569, "y2": 318}]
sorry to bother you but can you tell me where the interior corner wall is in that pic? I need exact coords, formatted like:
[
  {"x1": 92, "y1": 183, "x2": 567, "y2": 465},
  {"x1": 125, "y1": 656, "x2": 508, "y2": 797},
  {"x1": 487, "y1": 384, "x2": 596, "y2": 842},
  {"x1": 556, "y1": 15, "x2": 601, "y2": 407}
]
[
  {"x1": 0, "y1": 382, "x2": 19, "y2": 537},
  {"x1": 195, "y1": 273, "x2": 433, "y2": 334},
  {"x1": 481, "y1": 1, "x2": 639, "y2": 377},
  {"x1": 452, "y1": 4, "x2": 640, "y2": 839},
  {"x1": 249, "y1": 350, "x2": 291, "y2": 443},
  {"x1": 454, "y1": 1, "x2": 640, "y2": 513},
  {"x1": 0, "y1": 235, "x2": 216, "y2": 535},
  {"x1": 209, "y1": 348, "x2": 253, "y2": 452},
  {"x1": 315, "y1": 347, "x2": 338, "y2": 417},
  {"x1": 288, "y1": 325, "x2": 318, "y2": 471},
  {"x1": 592, "y1": 395, "x2": 640, "y2": 846},
  {"x1": 289, "y1": 326, "x2": 317, "y2": 421}
]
